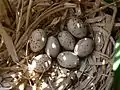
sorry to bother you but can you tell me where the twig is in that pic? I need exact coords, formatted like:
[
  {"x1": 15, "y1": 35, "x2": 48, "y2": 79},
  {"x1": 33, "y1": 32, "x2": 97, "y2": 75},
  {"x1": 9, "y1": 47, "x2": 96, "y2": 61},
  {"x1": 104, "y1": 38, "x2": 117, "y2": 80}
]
[{"x1": 25, "y1": 0, "x2": 33, "y2": 29}]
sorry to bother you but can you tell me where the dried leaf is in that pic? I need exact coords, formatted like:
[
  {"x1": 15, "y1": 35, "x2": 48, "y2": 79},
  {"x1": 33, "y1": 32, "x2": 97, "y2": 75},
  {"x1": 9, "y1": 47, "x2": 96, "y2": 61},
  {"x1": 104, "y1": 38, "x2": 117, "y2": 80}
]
[{"x1": 0, "y1": 23, "x2": 19, "y2": 63}]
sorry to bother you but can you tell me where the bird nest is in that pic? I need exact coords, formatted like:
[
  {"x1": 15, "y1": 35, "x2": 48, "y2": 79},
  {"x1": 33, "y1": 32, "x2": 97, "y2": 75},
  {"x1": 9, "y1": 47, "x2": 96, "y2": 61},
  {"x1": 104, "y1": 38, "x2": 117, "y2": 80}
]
[{"x1": 0, "y1": 0, "x2": 119, "y2": 90}]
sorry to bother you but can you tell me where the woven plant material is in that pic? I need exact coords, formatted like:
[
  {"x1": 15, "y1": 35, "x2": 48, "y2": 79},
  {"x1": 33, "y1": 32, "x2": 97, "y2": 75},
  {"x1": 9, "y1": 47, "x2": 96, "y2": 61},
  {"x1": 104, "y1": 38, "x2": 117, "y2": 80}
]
[{"x1": 0, "y1": 0, "x2": 119, "y2": 90}]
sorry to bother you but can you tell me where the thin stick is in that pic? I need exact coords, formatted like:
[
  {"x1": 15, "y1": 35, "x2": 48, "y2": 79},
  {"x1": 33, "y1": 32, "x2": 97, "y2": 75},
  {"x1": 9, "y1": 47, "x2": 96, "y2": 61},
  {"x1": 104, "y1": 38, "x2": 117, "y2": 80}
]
[{"x1": 25, "y1": 0, "x2": 33, "y2": 29}]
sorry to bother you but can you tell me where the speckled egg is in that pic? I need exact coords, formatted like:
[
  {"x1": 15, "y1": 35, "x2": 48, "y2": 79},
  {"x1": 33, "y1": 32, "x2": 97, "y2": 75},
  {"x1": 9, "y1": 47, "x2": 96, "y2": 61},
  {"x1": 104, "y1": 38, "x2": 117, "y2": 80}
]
[
  {"x1": 67, "y1": 17, "x2": 87, "y2": 38},
  {"x1": 74, "y1": 38, "x2": 94, "y2": 57},
  {"x1": 31, "y1": 54, "x2": 52, "y2": 73},
  {"x1": 57, "y1": 51, "x2": 80, "y2": 68},
  {"x1": 58, "y1": 31, "x2": 75, "y2": 50},
  {"x1": 29, "y1": 29, "x2": 47, "y2": 52},
  {"x1": 45, "y1": 36, "x2": 60, "y2": 58}
]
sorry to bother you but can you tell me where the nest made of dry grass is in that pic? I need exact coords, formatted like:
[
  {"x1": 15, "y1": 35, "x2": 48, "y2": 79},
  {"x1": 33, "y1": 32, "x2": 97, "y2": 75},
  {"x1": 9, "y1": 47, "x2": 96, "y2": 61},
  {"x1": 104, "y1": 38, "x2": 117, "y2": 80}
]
[{"x1": 0, "y1": 0, "x2": 120, "y2": 90}]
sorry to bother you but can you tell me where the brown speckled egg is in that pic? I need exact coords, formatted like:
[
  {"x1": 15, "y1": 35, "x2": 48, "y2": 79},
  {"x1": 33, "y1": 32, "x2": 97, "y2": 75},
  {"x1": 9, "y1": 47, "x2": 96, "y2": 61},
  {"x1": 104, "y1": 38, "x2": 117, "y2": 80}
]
[
  {"x1": 58, "y1": 31, "x2": 75, "y2": 50},
  {"x1": 29, "y1": 29, "x2": 47, "y2": 52},
  {"x1": 74, "y1": 38, "x2": 94, "y2": 57},
  {"x1": 45, "y1": 36, "x2": 60, "y2": 58},
  {"x1": 31, "y1": 54, "x2": 52, "y2": 73},
  {"x1": 67, "y1": 17, "x2": 87, "y2": 38},
  {"x1": 57, "y1": 51, "x2": 80, "y2": 68}
]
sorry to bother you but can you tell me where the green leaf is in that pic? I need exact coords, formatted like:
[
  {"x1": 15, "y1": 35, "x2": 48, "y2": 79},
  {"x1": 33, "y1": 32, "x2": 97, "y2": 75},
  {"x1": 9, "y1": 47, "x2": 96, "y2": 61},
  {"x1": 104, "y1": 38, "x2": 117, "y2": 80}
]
[
  {"x1": 104, "y1": 0, "x2": 114, "y2": 3},
  {"x1": 113, "y1": 37, "x2": 120, "y2": 90},
  {"x1": 113, "y1": 37, "x2": 120, "y2": 71}
]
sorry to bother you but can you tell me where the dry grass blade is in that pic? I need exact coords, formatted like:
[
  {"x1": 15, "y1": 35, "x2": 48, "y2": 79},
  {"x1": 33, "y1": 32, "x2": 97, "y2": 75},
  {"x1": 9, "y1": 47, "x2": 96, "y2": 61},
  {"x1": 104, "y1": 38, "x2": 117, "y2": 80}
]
[
  {"x1": 78, "y1": 74, "x2": 92, "y2": 90},
  {"x1": 0, "y1": 0, "x2": 10, "y2": 25},
  {"x1": 93, "y1": 23, "x2": 120, "y2": 27},
  {"x1": 0, "y1": 66, "x2": 22, "y2": 71},
  {"x1": 48, "y1": 17, "x2": 61, "y2": 27},
  {"x1": 0, "y1": 23, "x2": 19, "y2": 64},
  {"x1": 25, "y1": 0, "x2": 33, "y2": 29},
  {"x1": 14, "y1": 0, "x2": 24, "y2": 45},
  {"x1": 3, "y1": 27, "x2": 15, "y2": 33},
  {"x1": 85, "y1": 16, "x2": 106, "y2": 23},
  {"x1": 3, "y1": 0, "x2": 14, "y2": 20},
  {"x1": 16, "y1": 0, "x2": 21, "y2": 24},
  {"x1": 16, "y1": 0, "x2": 24, "y2": 33}
]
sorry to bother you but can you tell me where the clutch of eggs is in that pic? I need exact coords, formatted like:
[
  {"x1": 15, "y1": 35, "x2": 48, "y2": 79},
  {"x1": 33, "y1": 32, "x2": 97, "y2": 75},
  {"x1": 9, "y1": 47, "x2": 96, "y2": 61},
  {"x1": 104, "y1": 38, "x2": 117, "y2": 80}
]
[{"x1": 29, "y1": 17, "x2": 95, "y2": 72}]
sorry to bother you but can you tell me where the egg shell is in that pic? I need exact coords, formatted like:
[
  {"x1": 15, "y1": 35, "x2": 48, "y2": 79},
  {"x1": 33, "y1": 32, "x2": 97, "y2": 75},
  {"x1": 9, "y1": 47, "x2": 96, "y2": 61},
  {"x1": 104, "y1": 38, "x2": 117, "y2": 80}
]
[
  {"x1": 58, "y1": 31, "x2": 75, "y2": 50},
  {"x1": 57, "y1": 51, "x2": 80, "y2": 68},
  {"x1": 31, "y1": 54, "x2": 51, "y2": 73},
  {"x1": 45, "y1": 36, "x2": 60, "y2": 58},
  {"x1": 74, "y1": 38, "x2": 94, "y2": 57},
  {"x1": 30, "y1": 29, "x2": 47, "y2": 52},
  {"x1": 67, "y1": 17, "x2": 87, "y2": 38}
]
